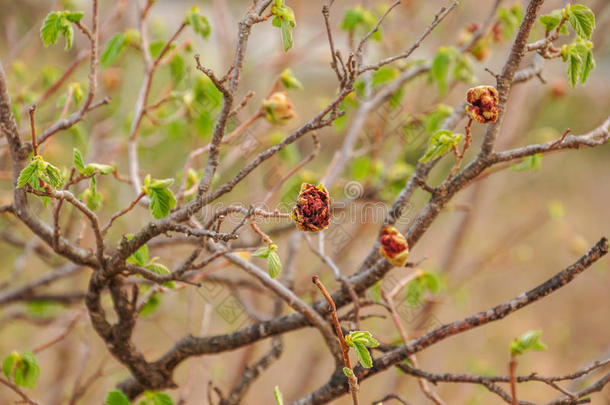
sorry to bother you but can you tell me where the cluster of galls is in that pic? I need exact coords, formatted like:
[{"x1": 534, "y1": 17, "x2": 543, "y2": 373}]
[
  {"x1": 291, "y1": 183, "x2": 331, "y2": 232},
  {"x1": 466, "y1": 85, "x2": 499, "y2": 124}
]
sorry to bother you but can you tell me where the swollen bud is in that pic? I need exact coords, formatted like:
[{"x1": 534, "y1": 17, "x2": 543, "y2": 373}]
[
  {"x1": 379, "y1": 225, "x2": 409, "y2": 267},
  {"x1": 262, "y1": 91, "x2": 296, "y2": 125},
  {"x1": 291, "y1": 183, "x2": 331, "y2": 232},
  {"x1": 465, "y1": 85, "x2": 499, "y2": 124}
]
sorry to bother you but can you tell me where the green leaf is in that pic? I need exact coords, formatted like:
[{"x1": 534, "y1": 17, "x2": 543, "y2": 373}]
[
  {"x1": 280, "y1": 19, "x2": 293, "y2": 52},
  {"x1": 342, "y1": 367, "x2": 354, "y2": 378},
  {"x1": 17, "y1": 158, "x2": 41, "y2": 188},
  {"x1": 511, "y1": 154, "x2": 542, "y2": 171},
  {"x1": 510, "y1": 330, "x2": 548, "y2": 356},
  {"x1": 567, "y1": 4, "x2": 595, "y2": 40},
  {"x1": 252, "y1": 246, "x2": 272, "y2": 259},
  {"x1": 497, "y1": 3, "x2": 524, "y2": 39},
  {"x1": 423, "y1": 104, "x2": 453, "y2": 134},
  {"x1": 101, "y1": 33, "x2": 127, "y2": 69},
  {"x1": 430, "y1": 47, "x2": 452, "y2": 96},
  {"x1": 44, "y1": 162, "x2": 64, "y2": 188},
  {"x1": 127, "y1": 243, "x2": 149, "y2": 267},
  {"x1": 65, "y1": 11, "x2": 84, "y2": 23},
  {"x1": 88, "y1": 163, "x2": 115, "y2": 175},
  {"x1": 274, "y1": 386, "x2": 284, "y2": 405},
  {"x1": 566, "y1": 48, "x2": 582, "y2": 88},
  {"x1": 13, "y1": 351, "x2": 40, "y2": 388},
  {"x1": 267, "y1": 250, "x2": 282, "y2": 278},
  {"x1": 139, "y1": 292, "x2": 161, "y2": 316},
  {"x1": 186, "y1": 7, "x2": 211, "y2": 39},
  {"x1": 148, "y1": 188, "x2": 176, "y2": 219},
  {"x1": 146, "y1": 262, "x2": 175, "y2": 288},
  {"x1": 105, "y1": 389, "x2": 131, "y2": 405},
  {"x1": 280, "y1": 68, "x2": 303, "y2": 90},
  {"x1": 139, "y1": 392, "x2": 173, "y2": 405},
  {"x1": 41, "y1": 11, "x2": 79, "y2": 50},
  {"x1": 419, "y1": 130, "x2": 463, "y2": 163},
  {"x1": 83, "y1": 176, "x2": 102, "y2": 211},
  {"x1": 169, "y1": 54, "x2": 185, "y2": 85},
  {"x1": 372, "y1": 66, "x2": 399, "y2": 87},
  {"x1": 539, "y1": 10, "x2": 562, "y2": 32},
  {"x1": 406, "y1": 278, "x2": 424, "y2": 307},
  {"x1": 41, "y1": 12, "x2": 62, "y2": 47},
  {"x1": 580, "y1": 49, "x2": 595, "y2": 83},
  {"x1": 352, "y1": 341, "x2": 373, "y2": 368},
  {"x1": 3, "y1": 352, "x2": 19, "y2": 380}
]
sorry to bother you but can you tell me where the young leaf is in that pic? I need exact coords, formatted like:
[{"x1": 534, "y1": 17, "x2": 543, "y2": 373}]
[
  {"x1": 148, "y1": 188, "x2": 176, "y2": 219},
  {"x1": 65, "y1": 11, "x2": 84, "y2": 23},
  {"x1": 41, "y1": 12, "x2": 62, "y2": 47},
  {"x1": 267, "y1": 250, "x2": 282, "y2": 278},
  {"x1": 147, "y1": 262, "x2": 175, "y2": 288},
  {"x1": 511, "y1": 154, "x2": 542, "y2": 171},
  {"x1": 127, "y1": 243, "x2": 149, "y2": 267},
  {"x1": 140, "y1": 392, "x2": 174, "y2": 405},
  {"x1": 352, "y1": 341, "x2": 373, "y2": 368},
  {"x1": 44, "y1": 162, "x2": 64, "y2": 189},
  {"x1": 2, "y1": 351, "x2": 20, "y2": 380},
  {"x1": 280, "y1": 20, "x2": 293, "y2": 52},
  {"x1": 539, "y1": 10, "x2": 562, "y2": 32},
  {"x1": 280, "y1": 68, "x2": 303, "y2": 90},
  {"x1": 185, "y1": 7, "x2": 211, "y2": 39},
  {"x1": 83, "y1": 176, "x2": 102, "y2": 211},
  {"x1": 17, "y1": 158, "x2": 41, "y2": 188},
  {"x1": 105, "y1": 389, "x2": 131, "y2": 405},
  {"x1": 431, "y1": 47, "x2": 452, "y2": 96},
  {"x1": 580, "y1": 49, "x2": 595, "y2": 84},
  {"x1": 274, "y1": 386, "x2": 284, "y2": 405},
  {"x1": 342, "y1": 367, "x2": 354, "y2": 378},
  {"x1": 419, "y1": 130, "x2": 463, "y2": 163},
  {"x1": 510, "y1": 330, "x2": 548, "y2": 356},
  {"x1": 567, "y1": 4, "x2": 595, "y2": 40},
  {"x1": 252, "y1": 246, "x2": 272, "y2": 259},
  {"x1": 372, "y1": 66, "x2": 399, "y2": 87},
  {"x1": 12, "y1": 351, "x2": 40, "y2": 388},
  {"x1": 101, "y1": 33, "x2": 127, "y2": 69},
  {"x1": 566, "y1": 49, "x2": 582, "y2": 88}
]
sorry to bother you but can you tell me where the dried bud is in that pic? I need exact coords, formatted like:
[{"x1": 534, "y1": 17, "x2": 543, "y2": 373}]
[
  {"x1": 291, "y1": 183, "x2": 330, "y2": 232},
  {"x1": 466, "y1": 85, "x2": 499, "y2": 124},
  {"x1": 379, "y1": 225, "x2": 409, "y2": 267},
  {"x1": 262, "y1": 91, "x2": 296, "y2": 125}
]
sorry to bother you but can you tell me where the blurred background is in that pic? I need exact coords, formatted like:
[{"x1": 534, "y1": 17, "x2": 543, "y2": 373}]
[{"x1": 0, "y1": 0, "x2": 609, "y2": 403}]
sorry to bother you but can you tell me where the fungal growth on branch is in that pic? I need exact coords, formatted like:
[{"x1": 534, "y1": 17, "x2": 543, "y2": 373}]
[{"x1": 291, "y1": 183, "x2": 331, "y2": 232}]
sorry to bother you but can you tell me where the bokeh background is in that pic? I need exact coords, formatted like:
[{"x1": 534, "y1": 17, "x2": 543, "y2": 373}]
[{"x1": 0, "y1": 0, "x2": 609, "y2": 403}]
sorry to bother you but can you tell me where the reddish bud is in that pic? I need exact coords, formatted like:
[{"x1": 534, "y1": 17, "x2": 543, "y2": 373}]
[
  {"x1": 466, "y1": 85, "x2": 499, "y2": 124},
  {"x1": 291, "y1": 183, "x2": 331, "y2": 232},
  {"x1": 379, "y1": 225, "x2": 409, "y2": 267}
]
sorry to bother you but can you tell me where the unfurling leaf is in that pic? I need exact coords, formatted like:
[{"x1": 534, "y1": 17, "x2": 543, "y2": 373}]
[
  {"x1": 40, "y1": 11, "x2": 83, "y2": 50},
  {"x1": 510, "y1": 330, "x2": 548, "y2": 356},
  {"x1": 2, "y1": 351, "x2": 40, "y2": 388},
  {"x1": 185, "y1": 7, "x2": 211, "y2": 39},
  {"x1": 267, "y1": 250, "x2": 282, "y2": 278},
  {"x1": 345, "y1": 330, "x2": 379, "y2": 367},
  {"x1": 419, "y1": 130, "x2": 463, "y2": 163}
]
